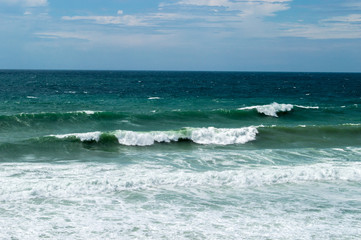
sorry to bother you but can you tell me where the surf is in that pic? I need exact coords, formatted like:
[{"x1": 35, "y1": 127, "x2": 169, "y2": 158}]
[
  {"x1": 0, "y1": 103, "x2": 326, "y2": 129},
  {"x1": 49, "y1": 126, "x2": 259, "y2": 146},
  {"x1": 237, "y1": 102, "x2": 320, "y2": 117},
  {"x1": 0, "y1": 124, "x2": 356, "y2": 151}
]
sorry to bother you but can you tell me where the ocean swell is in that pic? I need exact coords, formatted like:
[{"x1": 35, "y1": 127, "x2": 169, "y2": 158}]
[
  {"x1": 50, "y1": 127, "x2": 259, "y2": 146},
  {"x1": 237, "y1": 102, "x2": 319, "y2": 117},
  {"x1": 238, "y1": 102, "x2": 294, "y2": 117}
]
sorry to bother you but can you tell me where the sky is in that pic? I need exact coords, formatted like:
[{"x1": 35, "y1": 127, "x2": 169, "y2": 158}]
[{"x1": 0, "y1": 0, "x2": 360, "y2": 72}]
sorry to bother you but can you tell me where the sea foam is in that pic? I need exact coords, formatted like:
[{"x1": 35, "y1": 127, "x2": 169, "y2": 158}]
[
  {"x1": 51, "y1": 131, "x2": 102, "y2": 142},
  {"x1": 51, "y1": 127, "x2": 258, "y2": 146},
  {"x1": 238, "y1": 102, "x2": 293, "y2": 117},
  {"x1": 238, "y1": 102, "x2": 318, "y2": 117}
]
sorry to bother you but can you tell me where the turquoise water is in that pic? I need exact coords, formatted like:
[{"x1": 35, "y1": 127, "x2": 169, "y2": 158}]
[{"x1": 1, "y1": 70, "x2": 361, "y2": 239}]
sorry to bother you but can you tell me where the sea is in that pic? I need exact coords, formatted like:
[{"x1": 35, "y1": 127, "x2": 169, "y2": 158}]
[{"x1": 0, "y1": 70, "x2": 360, "y2": 239}]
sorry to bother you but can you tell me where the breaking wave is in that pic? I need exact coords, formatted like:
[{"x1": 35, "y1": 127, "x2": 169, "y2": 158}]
[
  {"x1": 238, "y1": 102, "x2": 293, "y2": 117},
  {"x1": 0, "y1": 103, "x2": 330, "y2": 129},
  {"x1": 238, "y1": 102, "x2": 319, "y2": 117},
  {"x1": 27, "y1": 124, "x2": 361, "y2": 149},
  {"x1": 50, "y1": 127, "x2": 259, "y2": 146}
]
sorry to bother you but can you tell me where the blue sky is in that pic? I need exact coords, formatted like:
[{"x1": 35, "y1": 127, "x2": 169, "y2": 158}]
[{"x1": 0, "y1": 0, "x2": 360, "y2": 71}]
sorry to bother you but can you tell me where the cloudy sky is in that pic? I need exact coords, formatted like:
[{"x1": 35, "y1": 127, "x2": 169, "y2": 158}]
[{"x1": 0, "y1": 0, "x2": 360, "y2": 71}]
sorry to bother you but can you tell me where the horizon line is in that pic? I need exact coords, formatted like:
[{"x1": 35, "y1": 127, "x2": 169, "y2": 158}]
[{"x1": 1, "y1": 68, "x2": 361, "y2": 74}]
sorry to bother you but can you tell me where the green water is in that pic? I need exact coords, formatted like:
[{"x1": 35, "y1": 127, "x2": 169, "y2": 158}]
[{"x1": 0, "y1": 70, "x2": 360, "y2": 239}]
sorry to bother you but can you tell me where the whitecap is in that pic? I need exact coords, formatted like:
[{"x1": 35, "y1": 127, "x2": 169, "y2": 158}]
[
  {"x1": 189, "y1": 127, "x2": 258, "y2": 145},
  {"x1": 50, "y1": 127, "x2": 259, "y2": 146},
  {"x1": 115, "y1": 130, "x2": 182, "y2": 146},
  {"x1": 294, "y1": 105, "x2": 319, "y2": 109},
  {"x1": 342, "y1": 123, "x2": 361, "y2": 126},
  {"x1": 75, "y1": 110, "x2": 97, "y2": 115},
  {"x1": 67, "y1": 110, "x2": 101, "y2": 115},
  {"x1": 51, "y1": 131, "x2": 102, "y2": 142},
  {"x1": 238, "y1": 102, "x2": 293, "y2": 117}
]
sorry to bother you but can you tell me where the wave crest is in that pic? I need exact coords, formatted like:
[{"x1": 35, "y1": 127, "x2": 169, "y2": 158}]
[
  {"x1": 238, "y1": 102, "x2": 293, "y2": 117},
  {"x1": 50, "y1": 127, "x2": 259, "y2": 146},
  {"x1": 238, "y1": 102, "x2": 318, "y2": 117},
  {"x1": 190, "y1": 127, "x2": 258, "y2": 145},
  {"x1": 50, "y1": 131, "x2": 102, "y2": 142}
]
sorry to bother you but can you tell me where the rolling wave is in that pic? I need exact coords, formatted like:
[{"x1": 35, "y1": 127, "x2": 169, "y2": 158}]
[
  {"x1": 18, "y1": 124, "x2": 361, "y2": 148},
  {"x1": 237, "y1": 102, "x2": 319, "y2": 117},
  {"x1": 49, "y1": 127, "x2": 259, "y2": 146},
  {"x1": 0, "y1": 125, "x2": 360, "y2": 159},
  {"x1": 0, "y1": 103, "x2": 322, "y2": 128}
]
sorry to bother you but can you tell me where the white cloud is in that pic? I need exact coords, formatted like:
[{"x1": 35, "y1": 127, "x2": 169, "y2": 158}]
[
  {"x1": 35, "y1": 30, "x2": 181, "y2": 48},
  {"x1": 343, "y1": 1, "x2": 361, "y2": 9},
  {"x1": 237, "y1": 2, "x2": 290, "y2": 18},
  {"x1": 36, "y1": 32, "x2": 90, "y2": 40},
  {"x1": 177, "y1": 0, "x2": 229, "y2": 7},
  {"x1": 175, "y1": 0, "x2": 291, "y2": 17},
  {"x1": 54, "y1": 2, "x2": 361, "y2": 43},
  {"x1": 282, "y1": 14, "x2": 361, "y2": 39},
  {"x1": 57, "y1": 1, "x2": 361, "y2": 42},
  {"x1": 62, "y1": 15, "x2": 149, "y2": 27},
  {"x1": 62, "y1": 11, "x2": 198, "y2": 28},
  {"x1": 323, "y1": 14, "x2": 361, "y2": 23},
  {"x1": 0, "y1": 0, "x2": 47, "y2": 7},
  {"x1": 61, "y1": 0, "x2": 291, "y2": 33}
]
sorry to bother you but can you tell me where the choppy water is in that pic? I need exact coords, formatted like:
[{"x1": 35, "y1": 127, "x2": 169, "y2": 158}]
[{"x1": 1, "y1": 70, "x2": 361, "y2": 239}]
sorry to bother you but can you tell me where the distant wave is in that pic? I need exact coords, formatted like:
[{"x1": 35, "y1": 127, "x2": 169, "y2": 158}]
[
  {"x1": 0, "y1": 111, "x2": 125, "y2": 128},
  {"x1": 294, "y1": 105, "x2": 319, "y2": 109},
  {"x1": 49, "y1": 127, "x2": 259, "y2": 146},
  {"x1": 342, "y1": 123, "x2": 361, "y2": 126},
  {"x1": 0, "y1": 104, "x2": 353, "y2": 129},
  {"x1": 71, "y1": 110, "x2": 101, "y2": 115},
  {"x1": 238, "y1": 102, "x2": 319, "y2": 117}
]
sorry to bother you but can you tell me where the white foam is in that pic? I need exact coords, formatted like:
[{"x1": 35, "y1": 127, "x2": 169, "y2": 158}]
[
  {"x1": 115, "y1": 130, "x2": 181, "y2": 146},
  {"x1": 342, "y1": 123, "x2": 361, "y2": 126},
  {"x1": 294, "y1": 105, "x2": 319, "y2": 109},
  {"x1": 76, "y1": 110, "x2": 97, "y2": 115},
  {"x1": 51, "y1": 131, "x2": 102, "y2": 142},
  {"x1": 65, "y1": 110, "x2": 103, "y2": 115},
  {"x1": 189, "y1": 127, "x2": 258, "y2": 145},
  {"x1": 1, "y1": 150, "x2": 361, "y2": 239},
  {"x1": 333, "y1": 148, "x2": 345, "y2": 152},
  {"x1": 50, "y1": 127, "x2": 258, "y2": 146},
  {"x1": 238, "y1": 103, "x2": 319, "y2": 117},
  {"x1": 238, "y1": 102, "x2": 293, "y2": 117},
  {"x1": 117, "y1": 127, "x2": 258, "y2": 146},
  {"x1": 3, "y1": 161, "x2": 361, "y2": 198},
  {"x1": 148, "y1": 97, "x2": 161, "y2": 100},
  {"x1": 26, "y1": 96, "x2": 37, "y2": 99}
]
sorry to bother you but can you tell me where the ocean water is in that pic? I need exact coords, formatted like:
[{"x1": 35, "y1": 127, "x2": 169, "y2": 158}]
[{"x1": 0, "y1": 70, "x2": 361, "y2": 239}]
